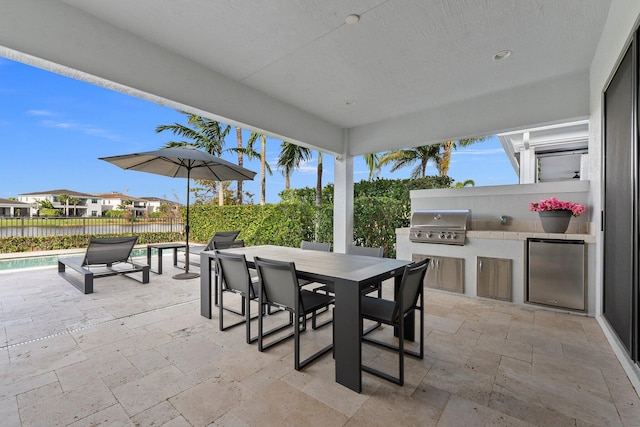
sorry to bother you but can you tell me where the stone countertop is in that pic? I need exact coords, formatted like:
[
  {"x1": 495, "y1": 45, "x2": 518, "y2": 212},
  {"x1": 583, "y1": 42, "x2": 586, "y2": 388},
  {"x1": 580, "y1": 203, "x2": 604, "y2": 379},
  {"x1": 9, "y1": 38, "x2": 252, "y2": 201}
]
[{"x1": 396, "y1": 228, "x2": 596, "y2": 244}]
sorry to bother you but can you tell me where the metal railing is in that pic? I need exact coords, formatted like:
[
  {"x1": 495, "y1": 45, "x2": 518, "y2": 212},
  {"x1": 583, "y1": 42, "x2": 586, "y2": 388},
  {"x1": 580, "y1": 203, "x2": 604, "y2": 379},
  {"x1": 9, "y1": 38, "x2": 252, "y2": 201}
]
[{"x1": 0, "y1": 216, "x2": 184, "y2": 238}]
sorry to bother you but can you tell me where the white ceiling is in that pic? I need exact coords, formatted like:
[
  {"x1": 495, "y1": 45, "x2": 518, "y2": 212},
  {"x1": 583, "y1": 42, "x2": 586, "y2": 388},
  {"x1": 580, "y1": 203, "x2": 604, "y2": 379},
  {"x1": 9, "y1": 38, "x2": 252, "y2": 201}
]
[{"x1": 0, "y1": 0, "x2": 612, "y2": 156}]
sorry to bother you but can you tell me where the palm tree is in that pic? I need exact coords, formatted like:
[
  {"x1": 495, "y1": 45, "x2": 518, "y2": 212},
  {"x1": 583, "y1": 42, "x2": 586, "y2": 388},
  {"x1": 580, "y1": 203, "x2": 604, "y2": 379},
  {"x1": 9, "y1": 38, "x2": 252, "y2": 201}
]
[
  {"x1": 235, "y1": 127, "x2": 244, "y2": 204},
  {"x1": 277, "y1": 142, "x2": 311, "y2": 190},
  {"x1": 316, "y1": 152, "x2": 323, "y2": 207},
  {"x1": 378, "y1": 145, "x2": 441, "y2": 178},
  {"x1": 363, "y1": 153, "x2": 380, "y2": 180},
  {"x1": 245, "y1": 132, "x2": 272, "y2": 205},
  {"x1": 156, "y1": 112, "x2": 230, "y2": 205},
  {"x1": 452, "y1": 179, "x2": 476, "y2": 188},
  {"x1": 380, "y1": 137, "x2": 489, "y2": 178},
  {"x1": 437, "y1": 137, "x2": 488, "y2": 176},
  {"x1": 68, "y1": 196, "x2": 81, "y2": 216},
  {"x1": 57, "y1": 194, "x2": 70, "y2": 216}
]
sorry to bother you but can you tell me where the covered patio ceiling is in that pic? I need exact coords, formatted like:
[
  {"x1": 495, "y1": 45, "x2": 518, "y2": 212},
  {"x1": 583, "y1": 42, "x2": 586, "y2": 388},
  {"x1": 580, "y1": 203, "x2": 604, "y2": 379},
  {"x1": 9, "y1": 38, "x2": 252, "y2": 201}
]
[{"x1": 0, "y1": 0, "x2": 612, "y2": 156}]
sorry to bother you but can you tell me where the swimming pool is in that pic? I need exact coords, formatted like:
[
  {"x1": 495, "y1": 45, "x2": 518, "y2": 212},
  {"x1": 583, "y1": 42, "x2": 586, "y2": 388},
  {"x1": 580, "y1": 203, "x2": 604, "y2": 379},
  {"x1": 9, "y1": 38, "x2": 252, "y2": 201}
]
[{"x1": 0, "y1": 248, "x2": 152, "y2": 271}]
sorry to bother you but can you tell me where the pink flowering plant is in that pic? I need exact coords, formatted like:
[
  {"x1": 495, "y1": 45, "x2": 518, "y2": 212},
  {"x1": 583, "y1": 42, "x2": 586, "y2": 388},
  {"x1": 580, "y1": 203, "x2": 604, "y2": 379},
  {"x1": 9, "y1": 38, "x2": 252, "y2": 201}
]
[{"x1": 529, "y1": 197, "x2": 585, "y2": 217}]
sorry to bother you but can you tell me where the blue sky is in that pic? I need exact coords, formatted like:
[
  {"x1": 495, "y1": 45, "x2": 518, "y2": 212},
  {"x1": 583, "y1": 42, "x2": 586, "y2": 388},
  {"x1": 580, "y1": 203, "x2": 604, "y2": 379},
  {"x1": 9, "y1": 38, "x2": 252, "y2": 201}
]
[{"x1": 0, "y1": 57, "x2": 517, "y2": 204}]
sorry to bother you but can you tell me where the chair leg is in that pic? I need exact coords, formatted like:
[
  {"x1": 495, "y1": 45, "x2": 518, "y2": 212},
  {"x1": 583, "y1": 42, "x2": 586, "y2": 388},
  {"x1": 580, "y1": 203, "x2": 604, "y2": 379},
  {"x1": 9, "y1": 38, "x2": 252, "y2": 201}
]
[
  {"x1": 220, "y1": 291, "x2": 252, "y2": 332},
  {"x1": 361, "y1": 309, "x2": 428, "y2": 386},
  {"x1": 246, "y1": 292, "x2": 253, "y2": 344},
  {"x1": 296, "y1": 309, "x2": 333, "y2": 371},
  {"x1": 258, "y1": 307, "x2": 296, "y2": 352},
  {"x1": 398, "y1": 314, "x2": 404, "y2": 386},
  {"x1": 294, "y1": 309, "x2": 301, "y2": 370},
  {"x1": 311, "y1": 308, "x2": 333, "y2": 329}
]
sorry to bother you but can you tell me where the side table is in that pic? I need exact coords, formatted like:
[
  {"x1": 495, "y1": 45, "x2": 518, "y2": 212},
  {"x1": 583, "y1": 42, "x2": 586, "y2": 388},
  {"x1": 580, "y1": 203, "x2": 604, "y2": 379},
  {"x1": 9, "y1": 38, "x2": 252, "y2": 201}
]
[{"x1": 147, "y1": 242, "x2": 186, "y2": 274}]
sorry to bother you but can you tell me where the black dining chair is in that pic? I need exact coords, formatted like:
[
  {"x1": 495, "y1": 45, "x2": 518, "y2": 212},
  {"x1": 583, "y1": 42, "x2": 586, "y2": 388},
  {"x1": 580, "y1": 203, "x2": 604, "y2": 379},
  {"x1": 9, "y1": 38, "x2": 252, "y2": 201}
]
[
  {"x1": 254, "y1": 256, "x2": 334, "y2": 370},
  {"x1": 300, "y1": 240, "x2": 331, "y2": 252},
  {"x1": 360, "y1": 257, "x2": 429, "y2": 386},
  {"x1": 348, "y1": 244, "x2": 385, "y2": 297},
  {"x1": 299, "y1": 240, "x2": 332, "y2": 298},
  {"x1": 212, "y1": 240, "x2": 246, "y2": 307},
  {"x1": 214, "y1": 249, "x2": 259, "y2": 344},
  {"x1": 314, "y1": 244, "x2": 384, "y2": 296},
  {"x1": 180, "y1": 230, "x2": 241, "y2": 268}
]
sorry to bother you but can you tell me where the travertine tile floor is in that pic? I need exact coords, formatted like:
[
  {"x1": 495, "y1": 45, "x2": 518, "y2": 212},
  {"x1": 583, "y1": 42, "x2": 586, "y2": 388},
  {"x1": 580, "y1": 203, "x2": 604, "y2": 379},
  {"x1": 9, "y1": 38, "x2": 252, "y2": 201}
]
[{"x1": 1, "y1": 257, "x2": 639, "y2": 426}]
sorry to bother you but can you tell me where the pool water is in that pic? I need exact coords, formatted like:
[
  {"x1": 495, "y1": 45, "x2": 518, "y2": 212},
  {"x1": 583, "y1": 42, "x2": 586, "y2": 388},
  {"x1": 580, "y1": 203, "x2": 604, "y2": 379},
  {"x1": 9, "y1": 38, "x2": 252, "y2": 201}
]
[{"x1": 0, "y1": 248, "x2": 153, "y2": 271}]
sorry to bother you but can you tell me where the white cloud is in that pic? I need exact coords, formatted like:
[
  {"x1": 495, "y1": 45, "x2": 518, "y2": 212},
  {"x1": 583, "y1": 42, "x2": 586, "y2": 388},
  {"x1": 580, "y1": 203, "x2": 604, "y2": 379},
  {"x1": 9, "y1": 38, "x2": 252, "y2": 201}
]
[
  {"x1": 295, "y1": 157, "x2": 319, "y2": 174},
  {"x1": 39, "y1": 119, "x2": 122, "y2": 141},
  {"x1": 452, "y1": 148, "x2": 505, "y2": 156},
  {"x1": 27, "y1": 109, "x2": 57, "y2": 117}
]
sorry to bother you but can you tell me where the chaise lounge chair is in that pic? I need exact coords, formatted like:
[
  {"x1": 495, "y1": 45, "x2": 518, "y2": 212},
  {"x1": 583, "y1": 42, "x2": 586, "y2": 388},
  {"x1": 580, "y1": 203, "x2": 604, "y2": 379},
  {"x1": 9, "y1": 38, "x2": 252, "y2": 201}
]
[
  {"x1": 58, "y1": 236, "x2": 149, "y2": 294},
  {"x1": 180, "y1": 230, "x2": 241, "y2": 267}
]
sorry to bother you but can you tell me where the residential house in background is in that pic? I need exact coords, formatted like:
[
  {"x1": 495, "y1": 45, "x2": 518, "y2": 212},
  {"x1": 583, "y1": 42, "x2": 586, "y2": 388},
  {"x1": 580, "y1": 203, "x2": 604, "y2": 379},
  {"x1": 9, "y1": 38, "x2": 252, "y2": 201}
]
[
  {"x1": 140, "y1": 196, "x2": 181, "y2": 216},
  {"x1": 15, "y1": 189, "x2": 180, "y2": 217},
  {"x1": 93, "y1": 192, "x2": 150, "y2": 217},
  {"x1": 0, "y1": 198, "x2": 33, "y2": 217}
]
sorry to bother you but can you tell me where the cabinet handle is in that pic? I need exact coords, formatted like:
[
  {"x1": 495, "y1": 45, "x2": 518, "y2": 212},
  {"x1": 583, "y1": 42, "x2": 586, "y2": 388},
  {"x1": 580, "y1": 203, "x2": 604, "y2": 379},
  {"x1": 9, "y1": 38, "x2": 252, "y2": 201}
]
[{"x1": 479, "y1": 260, "x2": 483, "y2": 272}]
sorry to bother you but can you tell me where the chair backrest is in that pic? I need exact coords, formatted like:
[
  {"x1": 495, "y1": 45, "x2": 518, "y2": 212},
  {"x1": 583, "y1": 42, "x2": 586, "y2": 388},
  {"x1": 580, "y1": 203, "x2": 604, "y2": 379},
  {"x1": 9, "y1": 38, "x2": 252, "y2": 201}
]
[
  {"x1": 346, "y1": 244, "x2": 384, "y2": 258},
  {"x1": 212, "y1": 239, "x2": 245, "y2": 250},
  {"x1": 83, "y1": 236, "x2": 138, "y2": 266},
  {"x1": 393, "y1": 258, "x2": 430, "y2": 322},
  {"x1": 300, "y1": 240, "x2": 331, "y2": 252},
  {"x1": 205, "y1": 230, "x2": 241, "y2": 250},
  {"x1": 215, "y1": 250, "x2": 254, "y2": 297},
  {"x1": 254, "y1": 256, "x2": 299, "y2": 310}
]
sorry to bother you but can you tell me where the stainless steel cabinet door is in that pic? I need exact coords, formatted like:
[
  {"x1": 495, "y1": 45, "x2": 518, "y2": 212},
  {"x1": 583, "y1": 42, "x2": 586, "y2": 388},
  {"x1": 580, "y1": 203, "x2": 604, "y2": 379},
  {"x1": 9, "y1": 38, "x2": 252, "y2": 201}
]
[
  {"x1": 413, "y1": 254, "x2": 464, "y2": 293},
  {"x1": 527, "y1": 239, "x2": 585, "y2": 311},
  {"x1": 477, "y1": 257, "x2": 512, "y2": 301}
]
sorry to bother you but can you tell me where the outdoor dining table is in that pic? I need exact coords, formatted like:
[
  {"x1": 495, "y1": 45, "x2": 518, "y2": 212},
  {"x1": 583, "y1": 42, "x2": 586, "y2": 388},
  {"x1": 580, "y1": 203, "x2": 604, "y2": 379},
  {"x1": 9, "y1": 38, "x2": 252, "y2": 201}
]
[{"x1": 199, "y1": 244, "x2": 412, "y2": 393}]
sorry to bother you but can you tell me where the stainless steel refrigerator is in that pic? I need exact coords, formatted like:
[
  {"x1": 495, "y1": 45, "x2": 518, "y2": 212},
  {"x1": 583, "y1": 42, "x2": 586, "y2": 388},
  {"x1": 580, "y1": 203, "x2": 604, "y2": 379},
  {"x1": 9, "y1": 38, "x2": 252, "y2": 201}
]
[{"x1": 526, "y1": 238, "x2": 585, "y2": 311}]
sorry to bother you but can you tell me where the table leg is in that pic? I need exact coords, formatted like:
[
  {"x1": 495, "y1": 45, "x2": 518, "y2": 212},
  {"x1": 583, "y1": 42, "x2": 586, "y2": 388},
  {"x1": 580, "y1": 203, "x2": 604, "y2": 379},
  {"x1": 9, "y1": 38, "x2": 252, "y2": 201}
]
[
  {"x1": 334, "y1": 278, "x2": 362, "y2": 393},
  {"x1": 148, "y1": 246, "x2": 163, "y2": 275},
  {"x1": 200, "y1": 252, "x2": 212, "y2": 318},
  {"x1": 157, "y1": 248, "x2": 163, "y2": 275},
  {"x1": 172, "y1": 248, "x2": 178, "y2": 267}
]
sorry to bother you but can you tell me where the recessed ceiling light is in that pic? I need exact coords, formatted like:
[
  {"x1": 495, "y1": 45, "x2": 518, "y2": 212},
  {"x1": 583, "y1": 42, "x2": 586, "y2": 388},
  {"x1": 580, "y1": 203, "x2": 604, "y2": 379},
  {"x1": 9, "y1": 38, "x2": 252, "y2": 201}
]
[
  {"x1": 346, "y1": 99, "x2": 356, "y2": 106},
  {"x1": 345, "y1": 14, "x2": 360, "y2": 24},
  {"x1": 493, "y1": 50, "x2": 512, "y2": 61}
]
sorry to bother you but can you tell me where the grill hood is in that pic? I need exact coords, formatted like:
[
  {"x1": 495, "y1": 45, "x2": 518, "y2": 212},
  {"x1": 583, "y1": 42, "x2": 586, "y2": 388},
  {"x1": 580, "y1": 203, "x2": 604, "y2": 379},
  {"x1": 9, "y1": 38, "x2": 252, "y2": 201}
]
[{"x1": 409, "y1": 209, "x2": 471, "y2": 245}]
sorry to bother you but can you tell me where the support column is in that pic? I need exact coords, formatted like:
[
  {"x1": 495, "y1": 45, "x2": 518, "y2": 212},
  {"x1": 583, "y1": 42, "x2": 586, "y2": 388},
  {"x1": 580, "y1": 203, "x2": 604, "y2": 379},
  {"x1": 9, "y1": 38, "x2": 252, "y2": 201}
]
[
  {"x1": 519, "y1": 132, "x2": 537, "y2": 184},
  {"x1": 333, "y1": 132, "x2": 353, "y2": 254},
  {"x1": 519, "y1": 147, "x2": 537, "y2": 184}
]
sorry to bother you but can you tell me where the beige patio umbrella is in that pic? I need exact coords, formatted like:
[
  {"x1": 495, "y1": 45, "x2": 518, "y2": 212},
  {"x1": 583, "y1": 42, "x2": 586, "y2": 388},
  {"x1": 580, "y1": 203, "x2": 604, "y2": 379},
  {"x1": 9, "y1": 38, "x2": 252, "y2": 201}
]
[{"x1": 100, "y1": 146, "x2": 256, "y2": 280}]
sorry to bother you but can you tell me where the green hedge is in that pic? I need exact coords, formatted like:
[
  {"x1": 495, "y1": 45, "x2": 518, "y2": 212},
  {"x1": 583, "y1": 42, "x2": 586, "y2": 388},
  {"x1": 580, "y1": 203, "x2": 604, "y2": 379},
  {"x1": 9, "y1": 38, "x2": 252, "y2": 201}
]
[
  {"x1": 187, "y1": 202, "x2": 316, "y2": 247},
  {"x1": 185, "y1": 196, "x2": 410, "y2": 258}
]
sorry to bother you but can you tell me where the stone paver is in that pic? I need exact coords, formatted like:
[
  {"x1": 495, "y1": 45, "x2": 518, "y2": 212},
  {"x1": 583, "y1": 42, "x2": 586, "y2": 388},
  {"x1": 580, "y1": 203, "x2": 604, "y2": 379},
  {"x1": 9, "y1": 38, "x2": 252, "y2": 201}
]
[{"x1": 0, "y1": 257, "x2": 638, "y2": 426}]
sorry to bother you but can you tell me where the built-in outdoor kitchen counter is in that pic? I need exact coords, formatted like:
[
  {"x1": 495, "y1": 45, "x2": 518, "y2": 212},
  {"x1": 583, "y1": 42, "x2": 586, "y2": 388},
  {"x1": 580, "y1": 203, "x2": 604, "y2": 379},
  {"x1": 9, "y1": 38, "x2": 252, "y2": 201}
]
[{"x1": 395, "y1": 180, "x2": 596, "y2": 315}]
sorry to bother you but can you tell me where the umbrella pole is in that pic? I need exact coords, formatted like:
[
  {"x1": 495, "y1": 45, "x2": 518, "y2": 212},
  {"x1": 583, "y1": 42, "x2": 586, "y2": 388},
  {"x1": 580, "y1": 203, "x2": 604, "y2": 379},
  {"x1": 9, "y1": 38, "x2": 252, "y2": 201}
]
[{"x1": 173, "y1": 167, "x2": 200, "y2": 280}]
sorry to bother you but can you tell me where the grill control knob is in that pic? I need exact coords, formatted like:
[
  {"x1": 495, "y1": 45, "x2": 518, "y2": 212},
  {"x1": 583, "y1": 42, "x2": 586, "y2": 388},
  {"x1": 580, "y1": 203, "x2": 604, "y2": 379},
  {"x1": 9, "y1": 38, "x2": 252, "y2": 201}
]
[
  {"x1": 452, "y1": 234, "x2": 458, "y2": 239},
  {"x1": 439, "y1": 233, "x2": 445, "y2": 239},
  {"x1": 414, "y1": 230, "x2": 421, "y2": 238}
]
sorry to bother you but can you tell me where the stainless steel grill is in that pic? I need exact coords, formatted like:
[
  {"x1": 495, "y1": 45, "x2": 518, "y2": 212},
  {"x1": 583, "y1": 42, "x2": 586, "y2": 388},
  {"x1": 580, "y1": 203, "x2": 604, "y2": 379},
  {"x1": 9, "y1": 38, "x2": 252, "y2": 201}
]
[{"x1": 409, "y1": 209, "x2": 471, "y2": 245}]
